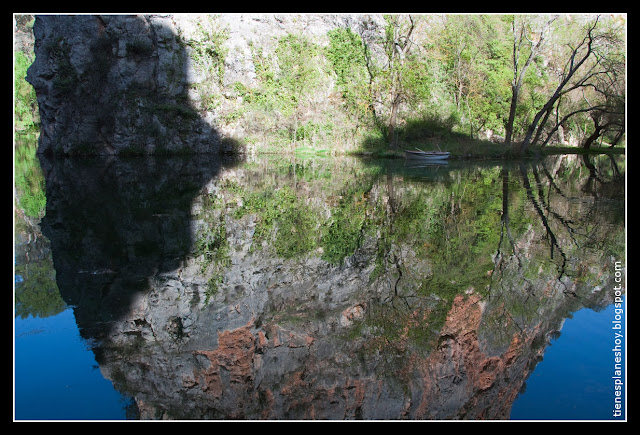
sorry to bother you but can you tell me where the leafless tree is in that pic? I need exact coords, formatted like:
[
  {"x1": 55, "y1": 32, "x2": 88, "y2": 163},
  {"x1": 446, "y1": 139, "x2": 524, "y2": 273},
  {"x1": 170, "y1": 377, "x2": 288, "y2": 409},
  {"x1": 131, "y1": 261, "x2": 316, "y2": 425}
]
[
  {"x1": 519, "y1": 15, "x2": 624, "y2": 153},
  {"x1": 504, "y1": 15, "x2": 557, "y2": 146}
]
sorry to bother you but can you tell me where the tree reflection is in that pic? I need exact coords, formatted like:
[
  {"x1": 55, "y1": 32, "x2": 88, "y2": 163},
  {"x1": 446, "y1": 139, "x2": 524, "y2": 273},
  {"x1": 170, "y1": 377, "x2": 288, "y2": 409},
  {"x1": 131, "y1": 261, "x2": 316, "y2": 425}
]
[{"x1": 20, "y1": 152, "x2": 624, "y2": 419}]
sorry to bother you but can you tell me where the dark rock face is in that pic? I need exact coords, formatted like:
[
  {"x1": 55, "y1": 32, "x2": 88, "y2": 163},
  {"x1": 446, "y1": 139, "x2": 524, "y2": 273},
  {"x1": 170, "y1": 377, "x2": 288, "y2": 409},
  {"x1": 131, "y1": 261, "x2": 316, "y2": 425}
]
[
  {"x1": 26, "y1": 15, "x2": 221, "y2": 156},
  {"x1": 24, "y1": 13, "x2": 390, "y2": 156}
]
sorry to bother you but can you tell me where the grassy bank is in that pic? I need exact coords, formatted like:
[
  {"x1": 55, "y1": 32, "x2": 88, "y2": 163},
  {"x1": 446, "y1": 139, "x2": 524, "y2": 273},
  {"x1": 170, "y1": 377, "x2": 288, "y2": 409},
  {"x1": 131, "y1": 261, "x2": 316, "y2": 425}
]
[
  {"x1": 349, "y1": 141, "x2": 626, "y2": 160},
  {"x1": 333, "y1": 116, "x2": 627, "y2": 160},
  {"x1": 234, "y1": 136, "x2": 626, "y2": 161}
]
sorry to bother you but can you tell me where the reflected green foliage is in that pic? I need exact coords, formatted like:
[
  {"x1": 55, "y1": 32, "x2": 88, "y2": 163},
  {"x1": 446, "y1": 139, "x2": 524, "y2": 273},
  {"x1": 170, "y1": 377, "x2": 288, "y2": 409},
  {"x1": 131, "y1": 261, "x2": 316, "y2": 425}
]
[
  {"x1": 273, "y1": 190, "x2": 317, "y2": 259},
  {"x1": 236, "y1": 185, "x2": 319, "y2": 259},
  {"x1": 422, "y1": 171, "x2": 503, "y2": 295},
  {"x1": 14, "y1": 134, "x2": 46, "y2": 218},
  {"x1": 193, "y1": 154, "x2": 620, "y2": 360},
  {"x1": 15, "y1": 258, "x2": 65, "y2": 319},
  {"x1": 234, "y1": 185, "x2": 318, "y2": 259},
  {"x1": 321, "y1": 171, "x2": 375, "y2": 265},
  {"x1": 321, "y1": 195, "x2": 366, "y2": 265},
  {"x1": 219, "y1": 155, "x2": 624, "y2": 294},
  {"x1": 230, "y1": 159, "x2": 380, "y2": 262},
  {"x1": 14, "y1": 133, "x2": 64, "y2": 318},
  {"x1": 193, "y1": 195, "x2": 231, "y2": 303},
  {"x1": 13, "y1": 143, "x2": 625, "y2": 419},
  {"x1": 195, "y1": 217, "x2": 230, "y2": 271}
]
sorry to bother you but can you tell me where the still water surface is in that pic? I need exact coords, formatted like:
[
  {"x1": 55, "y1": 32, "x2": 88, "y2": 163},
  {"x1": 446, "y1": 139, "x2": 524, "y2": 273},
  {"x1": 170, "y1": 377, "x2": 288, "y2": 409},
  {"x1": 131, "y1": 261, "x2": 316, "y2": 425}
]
[{"x1": 14, "y1": 141, "x2": 625, "y2": 420}]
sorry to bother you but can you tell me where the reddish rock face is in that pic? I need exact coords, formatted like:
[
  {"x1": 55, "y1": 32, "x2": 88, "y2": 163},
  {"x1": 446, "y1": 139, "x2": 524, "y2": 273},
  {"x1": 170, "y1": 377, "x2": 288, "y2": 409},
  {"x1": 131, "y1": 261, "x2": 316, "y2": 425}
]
[
  {"x1": 195, "y1": 322, "x2": 257, "y2": 404},
  {"x1": 184, "y1": 293, "x2": 537, "y2": 420},
  {"x1": 409, "y1": 294, "x2": 527, "y2": 419}
]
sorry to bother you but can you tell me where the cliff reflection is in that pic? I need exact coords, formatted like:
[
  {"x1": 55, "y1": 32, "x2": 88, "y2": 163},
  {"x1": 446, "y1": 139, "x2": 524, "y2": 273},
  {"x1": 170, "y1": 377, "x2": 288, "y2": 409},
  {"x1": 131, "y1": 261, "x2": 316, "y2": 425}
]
[
  {"x1": 37, "y1": 153, "x2": 238, "y2": 341},
  {"x1": 37, "y1": 153, "x2": 624, "y2": 420}
]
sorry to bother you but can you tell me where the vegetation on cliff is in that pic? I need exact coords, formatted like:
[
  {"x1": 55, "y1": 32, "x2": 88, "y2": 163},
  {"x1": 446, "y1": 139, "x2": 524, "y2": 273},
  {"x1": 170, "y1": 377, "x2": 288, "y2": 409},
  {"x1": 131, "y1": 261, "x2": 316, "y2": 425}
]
[
  {"x1": 184, "y1": 14, "x2": 625, "y2": 157},
  {"x1": 14, "y1": 14, "x2": 625, "y2": 157},
  {"x1": 14, "y1": 15, "x2": 39, "y2": 132}
]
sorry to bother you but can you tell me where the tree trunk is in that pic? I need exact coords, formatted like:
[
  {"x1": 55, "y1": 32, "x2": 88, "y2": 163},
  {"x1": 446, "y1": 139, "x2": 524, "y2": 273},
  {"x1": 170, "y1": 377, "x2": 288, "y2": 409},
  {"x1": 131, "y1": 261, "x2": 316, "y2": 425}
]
[
  {"x1": 582, "y1": 128, "x2": 601, "y2": 150},
  {"x1": 531, "y1": 103, "x2": 555, "y2": 146},
  {"x1": 520, "y1": 105, "x2": 548, "y2": 152},
  {"x1": 384, "y1": 15, "x2": 415, "y2": 149},
  {"x1": 504, "y1": 86, "x2": 519, "y2": 145},
  {"x1": 504, "y1": 16, "x2": 555, "y2": 146},
  {"x1": 582, "y1": 118, "x2": 604, "y2": 149},
  {"x1": 388, "y1": 94, "x2": 400, "y2": 148},
  {"x1": 610, "y1": 129, "x2": 624, "y2": 147},
  {"x1": 520, "y1": 18, "x2": 599, "y2": 153}
]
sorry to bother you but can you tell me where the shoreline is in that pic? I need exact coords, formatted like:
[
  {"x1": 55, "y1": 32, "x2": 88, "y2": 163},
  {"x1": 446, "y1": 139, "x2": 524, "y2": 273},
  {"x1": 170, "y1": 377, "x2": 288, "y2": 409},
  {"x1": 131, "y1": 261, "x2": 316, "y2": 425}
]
[{"x1": 15, "y1": 130, "x2": 626, "y2": 160}]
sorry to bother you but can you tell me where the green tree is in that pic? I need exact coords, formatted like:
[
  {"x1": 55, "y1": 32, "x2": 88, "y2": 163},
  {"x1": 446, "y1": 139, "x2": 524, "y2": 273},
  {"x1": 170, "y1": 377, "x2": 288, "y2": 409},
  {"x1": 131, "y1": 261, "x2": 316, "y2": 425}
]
[
  {"x1": 275, "y1": 34, "x2": 323, "y2": 144},
  {"x1": 326, "y1": 27, "x2": 372, "y2": 124},
  {"x1": 14, "y1": 134, "x2": 46, "y2": 218},
  {"x1": 438, "y1": 15, "x2": 512, "y2": 139},
  {"x1": 381, "y1": 14, "x2": 419, "y2": 148},
  {"x1": 15, "y1": 258, "x2": 65, "y2": 320}
]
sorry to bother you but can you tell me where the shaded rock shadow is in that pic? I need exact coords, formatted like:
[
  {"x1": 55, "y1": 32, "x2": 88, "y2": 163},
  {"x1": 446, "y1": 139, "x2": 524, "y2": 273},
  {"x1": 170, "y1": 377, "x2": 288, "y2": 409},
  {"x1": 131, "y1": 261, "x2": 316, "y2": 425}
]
[{"x1": 28, "y1": 15, "x2": 242, "y2": 342}]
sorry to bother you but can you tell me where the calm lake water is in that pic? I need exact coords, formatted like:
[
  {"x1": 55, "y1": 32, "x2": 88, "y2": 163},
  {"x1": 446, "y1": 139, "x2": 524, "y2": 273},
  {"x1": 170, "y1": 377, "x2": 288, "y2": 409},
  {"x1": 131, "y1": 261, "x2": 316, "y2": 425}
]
[{"x1": 14, "y1": 136, "x2": 626, "y2": 420}]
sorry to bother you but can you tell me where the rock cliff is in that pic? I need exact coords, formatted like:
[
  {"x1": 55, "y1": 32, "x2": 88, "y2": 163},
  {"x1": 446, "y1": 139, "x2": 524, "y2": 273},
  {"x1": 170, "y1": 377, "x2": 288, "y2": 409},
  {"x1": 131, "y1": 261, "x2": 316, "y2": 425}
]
[
  {"x1": 27, "y1": 15, "x2": 219, "y2": 155},
  {"x1": 26, "y1": 14, "x2": 386, "y2": 156}
]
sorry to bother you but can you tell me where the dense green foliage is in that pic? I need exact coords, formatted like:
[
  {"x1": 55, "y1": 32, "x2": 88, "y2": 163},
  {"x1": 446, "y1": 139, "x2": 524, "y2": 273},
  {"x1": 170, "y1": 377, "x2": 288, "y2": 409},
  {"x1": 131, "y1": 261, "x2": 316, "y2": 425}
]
[
  {"x1": 186, "y1": 16, "x2": 230, "y2": 86},
  {"x1": 14, "y1": 256, "x2": 65, "y2": 319},
  {"x1": 436, "y1": 15, "x2": 513, "y2": 136},
  {"x1": 201, "y1": 154, "x2": 623, "y2": 351},
  {"x1": 14, "y1": 50, "x2": 39, "y2": 131},
  {"x1": 326, "y1": 28, "x2": 372, "y2": 123},
  {"x1": 14, "y1": 134, "x2": 64, "y2": 319},
  {"x1": 213, "y1": 14, "x2": 625, "y2": 154}
]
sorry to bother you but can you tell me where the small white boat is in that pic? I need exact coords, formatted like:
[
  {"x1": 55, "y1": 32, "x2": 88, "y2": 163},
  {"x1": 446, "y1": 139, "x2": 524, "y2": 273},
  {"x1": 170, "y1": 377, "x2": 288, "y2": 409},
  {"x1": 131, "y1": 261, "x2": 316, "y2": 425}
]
[{"x1": 404, "y1": 149, "x2": 450, "y2": 160}]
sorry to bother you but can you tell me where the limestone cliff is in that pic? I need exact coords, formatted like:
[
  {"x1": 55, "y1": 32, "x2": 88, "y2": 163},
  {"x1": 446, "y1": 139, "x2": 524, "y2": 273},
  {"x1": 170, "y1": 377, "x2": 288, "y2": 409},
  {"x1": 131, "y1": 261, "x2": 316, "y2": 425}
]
[{"x1": 26, "y1": 14, "x2": 386, "y2": 156}]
